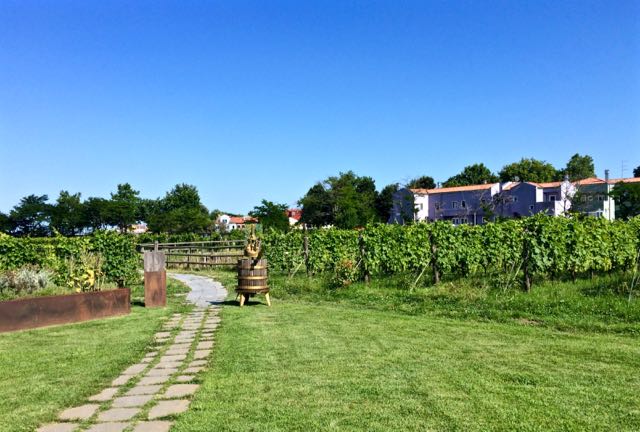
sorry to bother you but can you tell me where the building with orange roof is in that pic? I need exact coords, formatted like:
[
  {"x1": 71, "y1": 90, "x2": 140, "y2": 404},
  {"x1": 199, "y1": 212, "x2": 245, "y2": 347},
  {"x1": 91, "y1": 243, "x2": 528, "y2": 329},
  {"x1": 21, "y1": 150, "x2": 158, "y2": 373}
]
[{"x1": 389, "y1": 172, "x2": 638, "y2": 224}]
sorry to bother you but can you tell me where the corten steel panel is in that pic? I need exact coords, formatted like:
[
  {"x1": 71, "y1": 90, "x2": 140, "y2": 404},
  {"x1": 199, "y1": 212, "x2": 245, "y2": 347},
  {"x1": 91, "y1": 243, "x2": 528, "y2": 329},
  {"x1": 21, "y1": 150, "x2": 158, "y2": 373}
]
[
  {"x1": 144, "y1": 270, "x2": 166, "y2": 307},
  {"x1": 0, "y1": 288, "x2": 131, "y2": 333}
]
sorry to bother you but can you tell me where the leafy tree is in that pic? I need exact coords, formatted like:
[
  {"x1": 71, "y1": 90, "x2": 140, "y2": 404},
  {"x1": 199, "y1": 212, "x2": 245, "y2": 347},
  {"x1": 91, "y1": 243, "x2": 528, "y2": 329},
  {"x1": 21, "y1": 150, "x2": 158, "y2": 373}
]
[
  {"x1": 633, "y1": 165, "x2": 640, "y2": 178},
  {"x1": 148, "y1": 184, "x2": 210, "y2": 234},
  {"x1": 84, "y1": 197, "x2": 112, "y2": 231},
  {"x1": 50, "y1": 191, "x2": 85, "y2": 236},
  {"x1": 498, "y1": 158, "x2": 559, "y2": 183},
  {"x1": 609, "y1": 182, "x2": 640, "y2": 219},
  {"x1": 8, "y1": 194, "x2": 51, "y2": 236},
  {"x1": 329, "y1": 171, "x2": 377, "y2": 229},
  {"x1": 562, "y1": 153, "x2": 595, "y2": 181},
  {"x1": 299, "y1": 171, "x2": 378, "y2": 229},
  {"x1": 0, "y1": 212, "x2": 13, "y2": 234},
  {"x1": 444, "y1": 163, "x2": 498, "y2": 187},
  {"x1": 250, "y1": 200, "x2": 289, "y2": 231},
  {"x1": 137, "y1": 198, "x2": 159, "y2": 225},
  {"x1": 108, "y1": 183, "x2": 141, "y2": 233},
  {"x1": 375, "y1": 183, "x2": 399, "y2": 223},
  {"x1": 299, "y1": 183, "x2": 334, "y2": 227},
  {"x1": 406, "y1": 176, "x2": 435, "y2": 189}
]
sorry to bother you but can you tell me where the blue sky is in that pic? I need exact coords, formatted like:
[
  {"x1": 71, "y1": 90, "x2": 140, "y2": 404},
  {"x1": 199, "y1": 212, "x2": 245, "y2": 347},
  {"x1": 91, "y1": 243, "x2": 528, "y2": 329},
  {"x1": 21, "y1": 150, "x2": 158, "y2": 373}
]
[{"x1": 1, "y1": 0, "x2": 638, "y2": 214}]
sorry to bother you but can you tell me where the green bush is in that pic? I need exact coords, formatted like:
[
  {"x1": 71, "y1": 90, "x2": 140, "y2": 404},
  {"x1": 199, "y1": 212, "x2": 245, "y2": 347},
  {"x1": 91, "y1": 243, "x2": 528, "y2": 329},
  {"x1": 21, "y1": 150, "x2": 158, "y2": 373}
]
[
  {"x1": 0, "y1": 231, "x2": 139, "y2": 288},
  {"x1": 260, "y1": 216, "x2": 640, "y2": 290}
]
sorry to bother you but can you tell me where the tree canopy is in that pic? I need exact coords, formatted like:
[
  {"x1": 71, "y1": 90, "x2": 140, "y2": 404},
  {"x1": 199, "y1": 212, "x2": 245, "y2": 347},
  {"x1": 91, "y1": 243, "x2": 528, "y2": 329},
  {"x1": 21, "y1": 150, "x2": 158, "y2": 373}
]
[
  {"x1": 406, "y1": 176, "x2": 435, "y2": 189},
  {"x1": 299, "y1": 171, "x2": 379, "y2": 229},
  {"x1": 50, "y1": 191, "x2": 84, "y2": 236},
  {"x1": 375, "y1": 183, "x2": 399, "y2": 223},
  {"x1": 609, "y1": 182, "x2": 640, "y2": 220},
  {"x1": 147, "y1": 184, "x2": 211, "y2": 234},
  {"x1": 444, "y1": 163, "x2": 498, "y2": 187},
  {"x1": 108, "y1": 183, "x2": 141, "y2": 233},
  {"x1": 498, "y1": 158, "x2": 559, "y2": 183},
  {"x1": 563, "y1": 153, "x2": 595, "y2": 181},
  {"x1": 7, "y1": 195, "x2": 51, "y2": 237},
  {"x1": 250, "y1": 200, "x2": 289, "y2": 231}
]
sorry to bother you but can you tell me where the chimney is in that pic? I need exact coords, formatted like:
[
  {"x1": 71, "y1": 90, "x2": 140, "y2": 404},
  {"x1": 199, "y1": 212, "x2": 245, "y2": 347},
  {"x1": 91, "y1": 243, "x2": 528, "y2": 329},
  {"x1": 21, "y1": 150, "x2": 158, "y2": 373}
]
[{"x1": 605, "y1": 169, "x2": 610, "y2": 182}]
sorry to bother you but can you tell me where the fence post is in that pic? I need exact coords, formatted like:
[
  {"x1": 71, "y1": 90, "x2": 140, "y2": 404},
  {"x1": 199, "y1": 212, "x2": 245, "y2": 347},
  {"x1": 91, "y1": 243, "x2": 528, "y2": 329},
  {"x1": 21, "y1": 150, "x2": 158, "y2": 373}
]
[
  {"x1": 304, "y1": 226, "x2": 310, "y2": 277},
  {"x1": 359, "y1": 230, "x2": 370, "y2": 283},
  {"x1": 144, "y1": 250, "x2": 166, "y2": 307}
]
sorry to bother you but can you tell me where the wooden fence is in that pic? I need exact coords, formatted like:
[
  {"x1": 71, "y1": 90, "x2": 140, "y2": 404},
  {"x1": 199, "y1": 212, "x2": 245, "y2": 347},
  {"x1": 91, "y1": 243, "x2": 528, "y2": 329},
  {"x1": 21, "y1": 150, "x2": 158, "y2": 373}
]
[{"x1": 138, "y1": 240, "x2": 246, "y2": 268}]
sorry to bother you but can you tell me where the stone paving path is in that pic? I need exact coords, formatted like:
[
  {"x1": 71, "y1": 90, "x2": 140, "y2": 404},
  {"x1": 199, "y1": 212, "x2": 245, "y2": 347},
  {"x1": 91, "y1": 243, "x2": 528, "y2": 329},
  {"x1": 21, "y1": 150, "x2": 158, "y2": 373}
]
[{"x1": 38, "y1": 274, "x2": 226, "y2": 432}]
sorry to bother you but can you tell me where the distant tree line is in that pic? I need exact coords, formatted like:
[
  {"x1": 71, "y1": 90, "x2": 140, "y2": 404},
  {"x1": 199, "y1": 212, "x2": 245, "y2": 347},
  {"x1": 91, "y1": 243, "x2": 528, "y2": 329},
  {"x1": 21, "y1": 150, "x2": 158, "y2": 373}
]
[
  {"x1": 296, "y1": 155, "x2": 640, "y2": 229},
  {"x1": 2, "y1": 155, "x2": 638, "y2": 236},
  {"x1": 0, "y1": 183, "x2": 221, "y2": 237}
]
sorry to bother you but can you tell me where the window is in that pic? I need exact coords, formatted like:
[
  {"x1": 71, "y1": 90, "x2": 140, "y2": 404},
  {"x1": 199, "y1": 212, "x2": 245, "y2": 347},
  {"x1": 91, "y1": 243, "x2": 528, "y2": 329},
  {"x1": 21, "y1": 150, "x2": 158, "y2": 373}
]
[
  {"x1": 461, "y1": 200, "x2": 466, "y2": 208},
  {"x1": 588, "y1": 195, "x2": 593, "y2": 202},
  {"x1": 549, "y1": 195, "x2": 556, "y2": 202},
  {"x1": 529, "y1": 205, "x2": 535, "y2": 211},
  {"x1": 452, "y1": 201, "x2": 459, "y2": 209},
  {"x1": 452, "y1": 218, "x2": 459, "y2": 225},
  {"x1": 435, "y1": 202, "x2": 441, "y2": 210},
  {"x1": 513, "y1": 196, "x2": 518, "y2": 203},
  {"x1": 597, "y1": 195, "x2": 604, "y2": 201}
]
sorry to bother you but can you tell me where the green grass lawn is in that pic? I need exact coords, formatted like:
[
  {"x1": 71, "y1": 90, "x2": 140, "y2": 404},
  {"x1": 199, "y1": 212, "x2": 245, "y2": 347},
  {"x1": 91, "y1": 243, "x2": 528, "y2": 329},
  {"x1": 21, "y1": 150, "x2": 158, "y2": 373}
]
[
  {"x1": 0, "y1": 278, "x2": 190, "y2": 432},
  {"x1": 172, "y1": 269, "x2": 640, "y2": 431}
]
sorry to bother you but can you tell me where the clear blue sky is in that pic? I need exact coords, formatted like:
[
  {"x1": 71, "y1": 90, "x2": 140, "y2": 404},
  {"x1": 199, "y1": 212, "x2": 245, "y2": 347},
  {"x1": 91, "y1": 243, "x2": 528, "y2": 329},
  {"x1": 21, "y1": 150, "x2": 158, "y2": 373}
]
[{"x1": 1, "y1": 0, "x2": 638, "y2": 214}]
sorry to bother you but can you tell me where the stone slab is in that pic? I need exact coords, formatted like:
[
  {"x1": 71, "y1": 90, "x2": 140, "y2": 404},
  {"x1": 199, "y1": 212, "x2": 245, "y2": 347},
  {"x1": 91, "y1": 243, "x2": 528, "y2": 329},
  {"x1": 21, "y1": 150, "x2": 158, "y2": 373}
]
[
  {"x1": 189, "y1": 360, "x2": 207, "y2": 367},
  {"x1": 165, "y1": 348, "x2": 189, "y2": 356},
  {"x1": 161, "y1": 384, "x2": 199, "y2": 399},
  {"x1": 155, "y1": 361, "x2": 183, "y2": 369},
  {"x1": 89, "y1": 387, "x2": 119, "y2": 402},
  {"x1": 148, "y1": 400, "x2": 190, "y2": 419},
  {"x1": 174, "y1": 375, "x2": 194, "y2": 383},
  {"x1": 112, "y1": 394, "x2": 154, "y2": 408},
  {"x1": 85, "y1": 422, "x2": 130, "y2": 432},
  {"x1": 196, "y1": 341, "x2": 213, "y2": 350},
  {"x1": 192, "y1": 350, "x2": 210, "y2": 360},
  {"x1": 169, "y1": 343, "x2": 191, "y2": 350},
  {"x1": 160, "y1": 354, "x2": 186, "y2": 362},
  {"x1": 112, "y1": 375, "x2": 133, "y2": 386},
  {"x1": 97, "y1": 408, "x2": 140, "y2": 422},
  {"x1": 59, "y1": 404, "x2": 100, "y2": 421},
  {"x1": 133, "y1": 421, "x2": 173, "y2": 432},
  {"x1": 183, "y1": 366, "x2": 204, "y2": 374},
  {"x1": 155, "y1": 332, "x2": 171, "y2": 338},
  {"x1": 138, "y1": 376, "x2": 170, "y2": 386},
  {"x1": 37, "y1": 423, "x2": 78, "y2": 432},
  {"x1": 126, "y1": 385, "x2": 162, "y2": 396},
  {"x1": 123, "y1": 364, "x2": 147, "y2": 375},
  {"x1": 146, "y1": 368, "x2": 177, "y2": 377}
]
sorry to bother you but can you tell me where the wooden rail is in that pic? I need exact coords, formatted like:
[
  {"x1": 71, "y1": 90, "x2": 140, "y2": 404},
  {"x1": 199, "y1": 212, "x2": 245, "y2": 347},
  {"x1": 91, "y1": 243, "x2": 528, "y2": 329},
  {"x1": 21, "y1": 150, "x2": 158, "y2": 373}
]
[{"x1": 138, "y1": 240, "x2": 246, "y2": 268}]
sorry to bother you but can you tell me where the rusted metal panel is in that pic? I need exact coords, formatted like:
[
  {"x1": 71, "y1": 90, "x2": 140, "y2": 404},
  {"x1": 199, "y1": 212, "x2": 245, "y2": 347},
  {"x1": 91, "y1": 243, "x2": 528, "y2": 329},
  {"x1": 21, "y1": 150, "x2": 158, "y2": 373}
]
[
  {"x1": 144, "y1": 270, "x2": 166, "y2": 308},
  {"x1": 0, "y1": 288, "x2": 131, "y2": 333}
]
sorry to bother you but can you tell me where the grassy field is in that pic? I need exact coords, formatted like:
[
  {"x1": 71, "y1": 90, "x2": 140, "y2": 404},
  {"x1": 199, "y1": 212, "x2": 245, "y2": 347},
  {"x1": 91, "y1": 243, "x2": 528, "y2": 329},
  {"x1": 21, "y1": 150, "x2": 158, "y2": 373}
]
[
  {"x1": 172, "y1": 269, "x2": 640, "y2": 432},
  {"x1": 0, "y1": 278, "x2": 190, "y2": 432}
]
